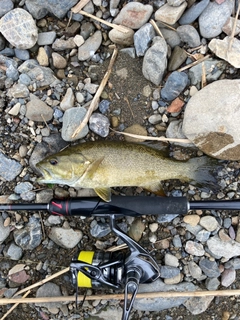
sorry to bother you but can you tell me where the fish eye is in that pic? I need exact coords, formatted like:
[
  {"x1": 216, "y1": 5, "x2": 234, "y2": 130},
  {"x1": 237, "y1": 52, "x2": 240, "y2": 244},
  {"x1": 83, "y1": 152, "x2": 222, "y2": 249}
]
[{"x1": 49, "y1": 159, "x2": 58, "y2": 165}]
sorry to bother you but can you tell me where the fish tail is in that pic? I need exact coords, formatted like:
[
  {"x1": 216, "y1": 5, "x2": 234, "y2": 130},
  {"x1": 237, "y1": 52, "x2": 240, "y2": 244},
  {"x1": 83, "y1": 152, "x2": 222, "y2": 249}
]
[{"x1": 188, "y1": 156, "x2": 221, "y2": 192}]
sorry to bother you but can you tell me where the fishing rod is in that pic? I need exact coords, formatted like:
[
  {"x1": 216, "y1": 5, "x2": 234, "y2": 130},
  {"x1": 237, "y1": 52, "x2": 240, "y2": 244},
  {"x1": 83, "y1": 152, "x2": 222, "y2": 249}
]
[{"x1": 1, "y1": 196, "x2": 240, "y2": 320}]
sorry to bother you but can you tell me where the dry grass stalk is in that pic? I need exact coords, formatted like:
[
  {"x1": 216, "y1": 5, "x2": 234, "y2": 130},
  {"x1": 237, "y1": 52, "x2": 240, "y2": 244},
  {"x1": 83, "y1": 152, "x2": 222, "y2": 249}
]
[
  {"x1": 2, "y1": 288, "x2": 240, "y2": 305},
  {"x1": 13, "y1": 267, "x2": 70, "y2": 297},
  {"x1": 177, "y1": 54, "x2": 211, "y2": 72},
  {"x1": 71, "y1": 0, "x2": 91, "y2": 13},
  {"x1": 106, "y1": 243, "x2": 128, "y2": 252},
  {"x1": 79, "y1": 10, "x2": 129, "y2": 33},
  {"x1": 150, "y1": 19, "x2": 164, "y2": 38},
  {"x1": 111, "y1": 129, "x2": 191, "y2": 144},
  {"x1": 228, "y1": 1, "x2": 240, "y2": 51},
  {"x1": 71, "y1": 47, "x2": 118, "y2": 139},
  {"x1": 157, "y1": 21, "x2": 176, "y2": 31},
  {"x1": 0, "y1": 290, "x2": 31, "y2": 320},
  {"x1": 201, "y1": 62, "x2": 207, "y2": 88}
]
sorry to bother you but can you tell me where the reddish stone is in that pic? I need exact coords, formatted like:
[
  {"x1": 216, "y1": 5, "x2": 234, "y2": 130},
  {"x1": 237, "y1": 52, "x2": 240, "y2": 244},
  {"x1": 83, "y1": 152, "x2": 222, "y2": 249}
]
[{"x1": 167, "y1": 97, "x2": 185, "y2": 113}]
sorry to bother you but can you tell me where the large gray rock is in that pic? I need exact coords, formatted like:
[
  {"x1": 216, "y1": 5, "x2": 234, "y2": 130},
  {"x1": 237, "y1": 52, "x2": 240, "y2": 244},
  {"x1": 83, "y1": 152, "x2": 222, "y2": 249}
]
[
  {"x1": 182, "y1": 80, "x2": 240, "y2": 160},
  {"x1": 25, "y1": 0, "x2": 78, "y2": 19},
  {"x1": 78, "y1": 30, "x2": 102, "y2": 61},
  {"x1": 0, "y1": 8, "x2": 38, "y2": 49},
  {"x1": 199, "y1": 0, "x2": 234, "y2": 38},
  {"x1": 134, "y1": 23, "x2": 155, "y2": 56},
  {"x1": 179, "y1": 0, "x2": 209, "y2": 25},
  {"x1": 0, "y1": 152, "x2": 22, "y2": 181},
  {"x1": 207, "y1": 235, "x2": 240, "y2": 260},
  {"x1": 142, "y1": 37, "x2": 168, "y2": 86}
]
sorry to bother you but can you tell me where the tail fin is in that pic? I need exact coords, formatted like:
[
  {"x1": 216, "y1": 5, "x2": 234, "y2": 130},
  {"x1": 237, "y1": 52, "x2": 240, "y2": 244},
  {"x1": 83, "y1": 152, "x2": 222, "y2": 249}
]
[{"x1": 188, "y1": 156, "x2": 221, "y2": 192}]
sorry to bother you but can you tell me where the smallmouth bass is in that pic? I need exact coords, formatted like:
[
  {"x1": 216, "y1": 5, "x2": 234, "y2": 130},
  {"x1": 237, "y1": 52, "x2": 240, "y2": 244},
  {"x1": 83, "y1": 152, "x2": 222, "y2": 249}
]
[{"x1": 36, "y1": 141, "x2": 219, "y2": 202}]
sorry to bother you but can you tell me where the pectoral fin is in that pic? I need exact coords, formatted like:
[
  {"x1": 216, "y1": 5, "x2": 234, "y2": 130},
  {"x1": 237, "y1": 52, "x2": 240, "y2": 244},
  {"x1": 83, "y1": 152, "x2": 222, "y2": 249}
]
[
  {"x1": 94, "y1": 187, "x2": 112, "y2": 202},
  {"x1": 143, "y1": 182, "x2": 166, "y2": 197}
]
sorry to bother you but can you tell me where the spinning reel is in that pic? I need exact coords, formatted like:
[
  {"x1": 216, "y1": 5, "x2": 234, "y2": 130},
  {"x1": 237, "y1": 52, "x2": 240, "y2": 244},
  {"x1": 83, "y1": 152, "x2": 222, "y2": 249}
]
[{"x1": 70, "y1": 213, "x2": 160, "y2": 320}]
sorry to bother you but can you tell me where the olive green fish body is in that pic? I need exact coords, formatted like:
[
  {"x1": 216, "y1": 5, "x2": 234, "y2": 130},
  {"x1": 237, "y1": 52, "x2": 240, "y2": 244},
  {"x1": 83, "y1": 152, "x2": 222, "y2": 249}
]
[{"x1": 36, "y1": 141, "x2": 218, "y2": 201}]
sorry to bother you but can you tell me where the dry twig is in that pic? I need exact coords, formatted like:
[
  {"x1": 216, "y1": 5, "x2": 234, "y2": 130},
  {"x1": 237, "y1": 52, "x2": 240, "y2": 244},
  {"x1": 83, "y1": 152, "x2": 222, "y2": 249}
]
[
  {"x1": 71, "y1": 47, "x2": 118, "y2": 139},
  {"x1": 0, "y1": 290, "x2": 31, "y2": 320},
  {"x1": 2, "y1": 288, "x2": 240, "y2": 305},
  {"x1": 71, "y1": 0, "x2": 91, "y2": 13},
  {"x1": 177, "y1": 54, "x2": 211, "y2": 72},
  {"x1": 201, "y1": 62, "x2": 207, "y2": 88},
  {"x1": 150, "y1": 19, "x2": 164, "y2": 38},
  {"x1": 228, "y1": 1, "x2": 240, "y2": 51},
  {"x1": 111, "y1": 129, "x2": 191, "y2": 144}
]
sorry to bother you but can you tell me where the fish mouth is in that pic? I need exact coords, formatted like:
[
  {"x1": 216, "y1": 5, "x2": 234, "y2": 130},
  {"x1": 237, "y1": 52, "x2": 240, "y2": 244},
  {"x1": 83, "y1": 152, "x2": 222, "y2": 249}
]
[{"x1": 36, "y1": 165, "x2": 53, "y2": 182}]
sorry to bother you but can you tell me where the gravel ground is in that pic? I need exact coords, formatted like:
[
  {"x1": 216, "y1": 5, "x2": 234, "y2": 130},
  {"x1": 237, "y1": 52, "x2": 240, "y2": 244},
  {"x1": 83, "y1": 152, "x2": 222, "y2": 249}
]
[{"x1": 1, "y1": 1, "x2": 240, "y2": 320}]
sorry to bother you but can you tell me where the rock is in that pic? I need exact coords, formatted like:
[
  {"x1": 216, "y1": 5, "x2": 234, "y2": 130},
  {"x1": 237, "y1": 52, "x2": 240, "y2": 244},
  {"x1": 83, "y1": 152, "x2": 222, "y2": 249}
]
[
  {"x1": 222, "y1": 17, "x2": 240, "y2": 36},
  {"x1": 49, "y1": 227, "x2": 83, "y2": 249},
  {"x1": 199, "y1": 216, "x2": 219, "y2": 232},
  {"x1": 14, "y1": 49, "x2": 30, "y2": 61},
  {"x1": 205, "y1": 277, "x2": 220, "y2": 290},
  {"x1": 185, "y1": 241, "x2": 205, "y2": 256},
  {"x1": 182, "y1": 80, "x2": 240, "y2": 160},
  {"x1": 173, "y1": 234, "x2": 182, "y2": 247},
  {"x1": 157, "y1": 213, "x2": 179, "y2": 223},
  {"x1": 128, "y1": 218, "x2": 145, "y2": 242},
  {"x1": 0, "y1": 216, "x2": 10, "y2": 244},
  {"x1": 124, "y1": 124, "x2": 148, "y2": 142},
  {"x1": 73, "y1": 34, "x2": 85, "y2": 47},
  {"x1": 166, "y1": 120, "x2": 193, "y2": 147},
  {"x1": 135, "y1": 279, "x2": 197, "y2": 311},
  {"x1": 149, "y1": 223, "x2": 158, "y2": 233},
  {"x1": 60, "y1": 88, "x2": 75, "y2": 111},
  {"x1": 183, "y1": 215, "x2": 200, "y2": 227},
  {"x1": 142, "y1": 36, "x2": 168, "y2": 86},
  {"x1": 155, "y1": 2, "x2": 187, "y2": 25},
  {"x1": 52, "y1": 52, "x2": 67, "y2": 69},
  {"x1": 89, "y1": 113, "x2": 110, "y2": 137},
  {"x1": 184, "y1": 295, "x2": 214, "y2": 315},
  {"x1": 165, "y1": 253, "x2": 179, "y2": 267},
  {"x1": 0, "y1": 152, "x2": 22, "y2": 181},
  {"x1": 78, "y1": 30, "x2": 102, "y2": 61},
  {"x1": 61, "y1": 107, "x2": 89, "y2": 141},
  {"x1": 110, "y1": 0, "x2": 120, "y2": 16},
  {"x1": 188, "y1": 261, "x2": 202, "y2": 280},
  {"x1": 161, "y1": 71, "x2": 189, "y2": 101},
  {"x1": 113, "y1": 2, "x2": 153, "y2": 29},
  {"x1": 179, "y1": 0, "x2": 210, "y2": 25},
  {"x1": 208, "y1": 36, "x2": 240, "y2": 69},
  {"x1": 176, "y1": 25, "x2": 201, "y2": 48},
  {"x1": 36, "y1": 282, "x2": 62, "y2": 312},
  {"x1": 225, "y1": 258, "x2": 240, "y2": 270},
  {"x1": 221, "y1": 268, "x2": 236, "y2": 287},
  {"x1": 196, "y1": 229, "x2": 211, "y2": 242},
  {"x1": 167, "y1": 0, "x2": 185, "y2": 6},
  {"x1": 26, "y1": 65, "x2": 59, "y2": 88},
  {"x1": 36, "y1": 47, "x2": 49, "y2": 66},
  {"x1": 164, "y1": 273, "x2": 182, "y2": 285},
  {"x1": 207, "y1": 235, "x2": 240, "y2": 260},
  {"x1": 109, "y1": 27, "x2": 134, "y2": 46},
  {"x1": 199, "y1": 258, "x2": 220, "y2": 278},
  {"x1": 0, "y1": 8, "x2": 38, "y2": 49},
  {"x1": 134, "y1": 23, "x2": 155, "y2": 56},
  {"x1": 167, "y1": 98, "x2": 185, "y2": 113},
  {"x1": 0, "y1": 0, "x2": 13, "y2": 18},
  {"x1": 26, "y1": 98, "x2": 53, "y2": 122},
  {"x1": 25, "y1": 0, "x2": 78, "y2": 19},
  {"x1": 158, "y1": 27, "x2": 181, "y2": 48},
  {"x1": 199, "y1": 0, "x2": 233, "y2": 38},
  {"x1": 7, "y1": 83, "x2": 29, "y2": 98},
  {"x1": 90, "y1": 222, "x2": 111, "y2": 238},
  {"x1": 14, "y1": 182, "x2": 33, "y2": 195},
  {"x1": 168, "y1": 46, "x2": 188, "y2": 71},
  {"x1": 80, "y1": 21, "x2": 95, "y2": 40},
  {"x1": 14, "y1": 216, "x2": 42, "y2": 250},
  {"x1": 4, "y1": 242, "x2": 23, "y2": 260},
  {"x1": 37, "y1": 31, "x2": 56, "y2": 45},
  {"x1": 52, "y1": 38, "x2": 76, "y2": 51},
  {"x1": 188, "y1": 59, "x2": 226, "y2": 88},
  {"x1": 148, "y1": 114, "x2": 162, "y2": 125}
]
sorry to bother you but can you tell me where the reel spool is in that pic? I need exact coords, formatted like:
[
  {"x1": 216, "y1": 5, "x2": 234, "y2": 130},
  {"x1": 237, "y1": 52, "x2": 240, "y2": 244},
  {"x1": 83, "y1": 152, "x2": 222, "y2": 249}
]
[
  {"x1": 71, "y1": 251, "x2": 124, "y2": 290},
  {"x1": 70, "y1": 213, "x2": 161, "y2": 320}
]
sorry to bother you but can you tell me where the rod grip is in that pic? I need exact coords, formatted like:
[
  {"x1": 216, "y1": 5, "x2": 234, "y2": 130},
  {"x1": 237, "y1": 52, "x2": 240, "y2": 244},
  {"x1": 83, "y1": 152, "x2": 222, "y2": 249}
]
[{"x1": 108, "y1": 196, "x2": 189, "y2": 216}]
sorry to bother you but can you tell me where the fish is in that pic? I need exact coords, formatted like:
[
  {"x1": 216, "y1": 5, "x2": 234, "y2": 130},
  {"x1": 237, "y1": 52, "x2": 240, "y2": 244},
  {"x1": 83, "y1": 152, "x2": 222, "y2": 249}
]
[{"x1": 36, "y1": 140, "x2": 219, "y2": 202}]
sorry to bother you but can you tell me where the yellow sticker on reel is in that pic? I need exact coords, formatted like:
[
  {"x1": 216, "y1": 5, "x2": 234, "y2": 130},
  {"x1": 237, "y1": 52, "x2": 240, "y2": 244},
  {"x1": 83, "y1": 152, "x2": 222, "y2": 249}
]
[{"x1": 77, "y1": 251, "x2": 95, "y2": 288}]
